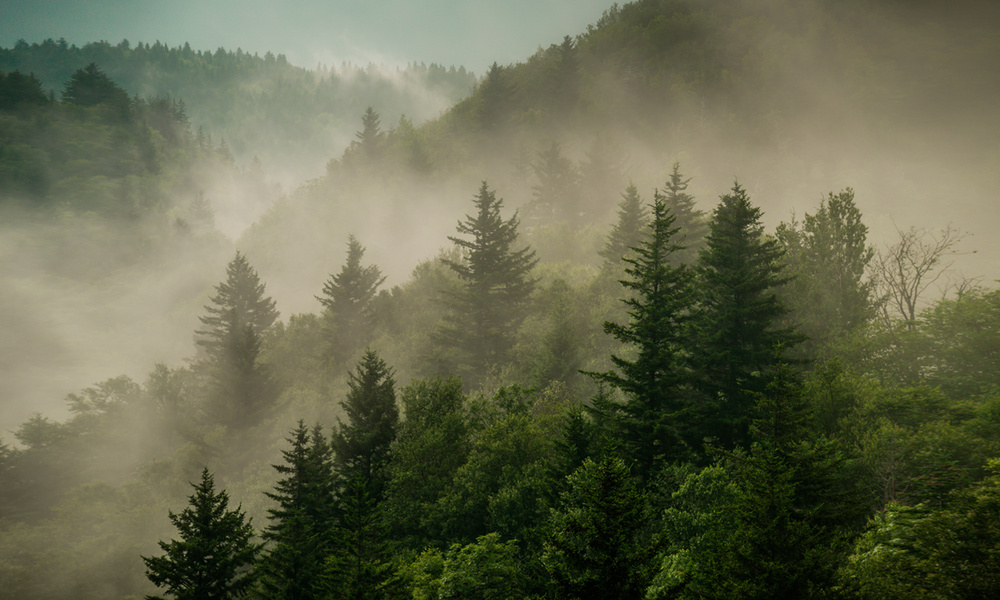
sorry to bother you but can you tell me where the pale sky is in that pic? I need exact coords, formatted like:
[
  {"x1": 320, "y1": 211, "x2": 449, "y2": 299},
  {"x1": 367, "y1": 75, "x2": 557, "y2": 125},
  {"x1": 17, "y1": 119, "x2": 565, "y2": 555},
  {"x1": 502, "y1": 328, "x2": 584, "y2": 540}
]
[{"x1": 1, "y1": 0, "x2": 615, "y2": 74}]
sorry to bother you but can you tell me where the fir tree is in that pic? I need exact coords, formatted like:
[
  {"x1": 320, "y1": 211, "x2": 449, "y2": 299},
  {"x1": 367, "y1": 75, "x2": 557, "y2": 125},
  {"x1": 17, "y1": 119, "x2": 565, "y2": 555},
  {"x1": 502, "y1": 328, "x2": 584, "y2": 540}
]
[
  {"x1": 333, "y1": 349, "x2": 398, "y2": 500},
  {"x1": 436, "y1": 182, "x2": 538, "y2": 386},
  {"x1": 694, "y1": 182, "x2": 801, "y2": 451},
  {"x1": 588, "y1": 191, "x2": 697, "y2": 475},
  {"x1": 259, "y1": 422, "x2": 338, "y2": 600},
  {"x1": 143, "y1": 469, "x2": 262, "y2": 600},
  {"x1": 317, "y1": 235, "x2": 386, "y2": 367},
  {"x1": 660, "y1": 162, "x2": 707, "y2": 266},
  {"x1": 195, "y1": 252, "x2": 279, "y2": 430},
  {"x1": 599, "y1": 182, "x2": 649, "y2": 269}
]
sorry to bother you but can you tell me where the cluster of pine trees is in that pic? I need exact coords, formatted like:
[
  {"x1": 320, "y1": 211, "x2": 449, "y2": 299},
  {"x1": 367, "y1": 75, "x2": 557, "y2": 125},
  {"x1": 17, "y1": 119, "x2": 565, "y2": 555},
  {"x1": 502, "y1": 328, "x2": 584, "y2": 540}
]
[{"x1": 119, "y1": 164, "x2": 998, "y2": 599}]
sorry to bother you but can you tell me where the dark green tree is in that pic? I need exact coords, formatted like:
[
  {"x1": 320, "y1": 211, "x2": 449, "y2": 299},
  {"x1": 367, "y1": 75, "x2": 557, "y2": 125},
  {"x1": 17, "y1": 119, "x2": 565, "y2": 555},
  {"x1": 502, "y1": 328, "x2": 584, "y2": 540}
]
[
  {"x1": 383, "y1": 377, "x2": 469, "y2": 549},
  {"x1": 317, "y1": 235, "x2": 386, "y2": 367},
  {"x1": 436, "y1": 182, "x2": 538, "y2": 386},
  {"x1": 694, "y1": 182, "x2": 800, "y2": 451},
  {"x1": 0, "y1": 70, "x2": 48, "y2": 110},
  {"x1": 143, "y1": 469, "x2": 262, "y2": 600},
  {"x1": 61, "y1": 62, "x2": 130, "y2": 117},
  {"x1": 475, "y1": 63, "x2": 514, "y2": 131},
  {"x1": 333, "y1": 349, "x2": 398, "y2": 499},
  {"x1": 589, "y1": 191, "x2": 697, "y2": 475},
  {"x1": 259, "y1": 422, "x2": 338, "y2": 600},
  {"x1": 543, "y1": 455, "x2": 654, "y2": 600},
  {"x1": 331, "y1": 351, "x2": 400, "y2": 599}
]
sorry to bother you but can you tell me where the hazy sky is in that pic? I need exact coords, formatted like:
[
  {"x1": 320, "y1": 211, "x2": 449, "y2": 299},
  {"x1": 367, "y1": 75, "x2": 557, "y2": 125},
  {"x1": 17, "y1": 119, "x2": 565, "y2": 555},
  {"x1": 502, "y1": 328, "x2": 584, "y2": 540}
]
[{"x1": 2, "y1": 0, "x2": 614, "y2": 74}]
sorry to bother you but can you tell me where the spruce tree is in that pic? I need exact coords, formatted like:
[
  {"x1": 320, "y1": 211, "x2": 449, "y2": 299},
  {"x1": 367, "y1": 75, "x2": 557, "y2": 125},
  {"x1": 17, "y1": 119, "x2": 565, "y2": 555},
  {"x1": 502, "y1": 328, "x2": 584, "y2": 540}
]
[
  {"x1": 331, "y1": 350, "x2": 400, "y2": 599},
  {"x1": 317, "y1": 235, "x2": 386, "y2": 366},
  {"x1": 660, "y1": 162, "x2": 707, "y2": 266},
  {"x1": 599, "y1": 182, "x2": 649, "y2": 270},
  {"x1": 195, "y1": 252, "x2": 279, "y2": 429},
  {"x1": 588, "y1": 191, "x2": 697, "y2": 475},
  {"x1": 143, "y1": 469, "x2": 262, "y2": 600},
  {"x1": 259, "y1": 422, "x2": 338, "y2": 600},
  {"x1": 695, "y1": 182, "x2": 800, "y2": 451},
  {"x1": 436, "y1": 182, "x2": 538, "y2": 386}
]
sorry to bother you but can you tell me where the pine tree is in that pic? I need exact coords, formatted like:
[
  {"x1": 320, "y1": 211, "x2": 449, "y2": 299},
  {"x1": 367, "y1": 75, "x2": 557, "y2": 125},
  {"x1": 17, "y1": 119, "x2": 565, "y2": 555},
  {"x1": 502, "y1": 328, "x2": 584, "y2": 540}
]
[
  {"x1": 143, "y1": 469, "x2": 262, "y2": 600},
  {"x1": 777, "y1": 188, "x2": 876, "y2": 357},
  {"x1": 196, "y1": 251, "x2": 279, "y2": 361},
  {"x1": 543, "y1": 455, "x2": 653, "y2": 600},
  {"x1": 331, "y1": 350, "x2": 400, "y2": 599},
  {"x1": 599, "y1": 182, "x2": 649, "y2": 269},
  {"x1": 588, "y1": 191, "x2": 697, "y2": 475},
  {"x1": 259, "y1": 422, "x2": 338, "y2": 600},
  {"x1": 333, "y1": 350, "x2": 398, "y2": 500},
  {"x1": 317, "y1": 235, "x2": 386, "y2": 367},
  {"x1": 436, "y1": 182, "x2": 538, "y2": 386},
  {"x1": 660, "y1": 162, "x2": 707, "y2": 266},
  {"x1": 195, "y1": 252, "x2": 279, "y2": 429},
  {"x1": 695, "y1": 182, "x2": 800, "y2": 452}
]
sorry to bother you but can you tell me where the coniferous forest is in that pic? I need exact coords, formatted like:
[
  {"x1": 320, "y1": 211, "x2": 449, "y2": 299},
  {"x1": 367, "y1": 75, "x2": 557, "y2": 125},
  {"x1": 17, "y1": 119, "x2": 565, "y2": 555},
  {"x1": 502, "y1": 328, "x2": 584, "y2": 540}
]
[{"x1": 2, "y1": 1, "x2": 1000, "y2": 598}]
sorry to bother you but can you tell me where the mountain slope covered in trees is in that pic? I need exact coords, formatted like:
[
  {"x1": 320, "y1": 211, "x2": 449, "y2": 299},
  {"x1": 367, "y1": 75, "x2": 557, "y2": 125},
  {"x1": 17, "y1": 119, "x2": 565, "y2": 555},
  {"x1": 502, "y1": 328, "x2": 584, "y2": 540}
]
[{"x1": 1, "y1": 0, "x2": 999, "y2": 598}]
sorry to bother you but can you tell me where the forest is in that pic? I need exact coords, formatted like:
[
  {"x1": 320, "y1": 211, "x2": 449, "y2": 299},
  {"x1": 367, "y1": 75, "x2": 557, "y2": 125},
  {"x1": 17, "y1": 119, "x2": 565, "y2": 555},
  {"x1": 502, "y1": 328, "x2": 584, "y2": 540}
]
[{"x1": 1, "y1": 0, "x2": 999, "y2": 598}]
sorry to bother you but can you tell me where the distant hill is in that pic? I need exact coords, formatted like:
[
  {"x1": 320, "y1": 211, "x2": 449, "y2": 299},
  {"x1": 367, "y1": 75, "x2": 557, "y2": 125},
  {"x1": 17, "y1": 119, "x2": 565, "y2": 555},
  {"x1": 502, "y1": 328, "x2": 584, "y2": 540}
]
[{"x1": 0, "y1": 39, "x2": 477, "y2": 186}]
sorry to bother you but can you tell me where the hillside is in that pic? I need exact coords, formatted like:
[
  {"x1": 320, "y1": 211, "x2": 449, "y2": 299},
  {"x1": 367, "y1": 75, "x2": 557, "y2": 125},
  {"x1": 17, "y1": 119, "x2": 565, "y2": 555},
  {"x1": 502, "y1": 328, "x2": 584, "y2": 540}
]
[{"x1": 1, "y1": 1, "x2": 1000, "y2": 598}]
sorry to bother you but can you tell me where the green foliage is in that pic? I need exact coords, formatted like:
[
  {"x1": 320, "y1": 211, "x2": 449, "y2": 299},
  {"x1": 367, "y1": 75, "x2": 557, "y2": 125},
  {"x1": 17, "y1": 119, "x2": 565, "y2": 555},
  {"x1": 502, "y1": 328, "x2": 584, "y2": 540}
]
[
  {"x1": 694, "y1": 182, "x2": 800, "y2": 451},
  {"x1": 259, "y1": 422, "x2": 338, "y2": 600},
  {"x1": 840, "y1": 462, "x2": 1000, "y2": 599},
  {"x1": 778, "y1": 188, "x2": 876, "y2": 359},
  {"x1": 589, "y1": 186, "x2": 698, "y2": 473},
  {"x1": 543, "y1": 455, "x2": 654, "y2": 600},
  {"x1": 318, "y1": 235, "x2": 386, "y2": 367},
  {"x1": 333, "y1": 349, "x2": 398, "y2": 499},
  {"x1": 384, "y1": 377, "x2": 470, "y2": 548},
  {"x1": 436, "y1": 182, "x2": 538, "y2": 386},
  {"x1": 143, "y1": 468, "x2": 262, "y2": 600},
  {"x1": 0, "y1": 70, "x2": 47, "y2": 110}
]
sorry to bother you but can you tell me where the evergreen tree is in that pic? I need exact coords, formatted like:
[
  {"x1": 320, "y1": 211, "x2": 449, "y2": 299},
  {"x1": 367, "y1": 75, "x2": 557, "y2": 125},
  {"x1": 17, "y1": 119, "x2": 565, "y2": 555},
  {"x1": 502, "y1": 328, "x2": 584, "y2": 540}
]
[
  {"x1": 259, "y1": 422, "x2": 338, "y2": 600},
  {"x1": 0, "y1": 70, "x2": 48, "y2": 110},
  {"x1": 196, "y1": 252, "x2": 279, "y2": 361},
  {"x1": 143, "y1": 469, "x2": 262, "y2": 600},
  {"x1": 543, "y1": 455, "x2": 653, "y2": 600},
  {"x1": 61, "y1": 62, "x2": 130, "y2": 118},
  {"x1": 383, "y1": 377, "x2": 469, "y2": 549},
  {"x1": 331, "y1": 350, "x2": 400, "y2": 599},
  {"x1": 528, "y1": 141, "x2": 581, "y2": 225},
  {"x1": 660, "y1": 162, "x2": 707, "y2": 266},
  {"x1": 436, "y1": 182, "x2": 538, "y2": 386},
  {"x1": 195, "y1": 252, "x2": 279, "y2": 429},
  {"x1": 333, "y1": 349, "x2": 399, "y2": 499},
  {"x1": 353, "y1": 106, "x2": 384, "y2": 161},
  {"x1": 694, "y1": 182, "x2": 800, "y2": 451},
  {"x1": 589, "y1": 191, "x2": 697, "y2": 475},
  {"x1": 317, "y1": 235, "x2": 386, "y2": 367},
  {"x1": 599, "y1": 182, "x2": 649, "y2": 269}
]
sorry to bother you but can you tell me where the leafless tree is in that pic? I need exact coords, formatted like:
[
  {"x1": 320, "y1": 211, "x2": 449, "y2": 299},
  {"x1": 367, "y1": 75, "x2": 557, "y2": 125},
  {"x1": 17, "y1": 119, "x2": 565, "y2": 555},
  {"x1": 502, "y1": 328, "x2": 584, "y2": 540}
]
[{"x1": 872, "y1": 224, "x2": 965, "y2": 328}]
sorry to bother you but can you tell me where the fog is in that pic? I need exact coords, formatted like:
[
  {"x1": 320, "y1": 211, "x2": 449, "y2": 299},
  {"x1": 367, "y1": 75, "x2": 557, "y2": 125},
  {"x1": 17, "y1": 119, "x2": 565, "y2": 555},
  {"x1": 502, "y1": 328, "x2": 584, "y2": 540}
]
[{"x1": 3, "y1": 1, "x2": 1000, "y2": 597}]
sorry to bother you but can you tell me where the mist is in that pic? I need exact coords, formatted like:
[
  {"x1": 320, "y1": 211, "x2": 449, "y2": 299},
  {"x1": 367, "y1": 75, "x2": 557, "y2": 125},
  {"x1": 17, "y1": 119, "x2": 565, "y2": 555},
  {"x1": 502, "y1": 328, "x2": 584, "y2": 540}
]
[{"x1": 1, "y1": 0, "x2": 999, "y2": 597}]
